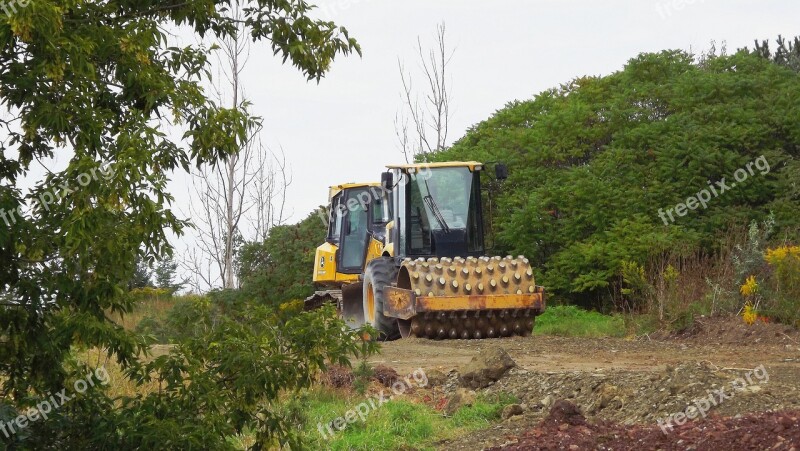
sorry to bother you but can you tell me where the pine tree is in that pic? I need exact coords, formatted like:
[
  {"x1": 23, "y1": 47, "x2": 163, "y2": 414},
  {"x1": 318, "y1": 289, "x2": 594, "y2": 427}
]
[
  {"x1": 130, "y1": 257, "x2": 153, "y2": 290},
  {"x1": 154, "y1": 259, "x2": 182, "y2": 291}
]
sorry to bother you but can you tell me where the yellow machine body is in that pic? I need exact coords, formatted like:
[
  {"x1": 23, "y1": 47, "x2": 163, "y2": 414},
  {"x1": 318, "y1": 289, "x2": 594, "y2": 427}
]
[
  {"x1": 306, "y1": 182, "x2": 387, "y2": 310},
  {"x1": 308, "y1": 162, "x2": 546, "y2": 339},
  {"x1": 312, "y1": 238, "x2": 384, "y2": 285}
]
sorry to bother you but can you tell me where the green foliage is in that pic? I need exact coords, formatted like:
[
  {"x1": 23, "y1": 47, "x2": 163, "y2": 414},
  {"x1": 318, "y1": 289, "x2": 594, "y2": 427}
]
[
  {"x1": 308, "y1": 399, "x2": 437, "y2": 451},
  {"x1": 433, "y1": 49, "x2": 800, "y2": 307},
  {"x1": 534, "y1": 305, "x2": 626, "y2": 338},
  {"x1": 732, "y1": 216, "x2": 775, "y2": 285},
  {"x1": 352, "y1": 360, "x2": 374, "y2": 396},
  {"x1": 752, "y1": 35, "x2": 800, "y2": 72},
  {"x1": 238, "y1": 209, "x2": 328, "y2": 305},
  {"x1": 23, "y1": 304, "x2": 377, "y2": 449},
  {"x1": 134, "y1": 291, "x2": 312, "y2": 345},
  {"x1": 620, "y1": 260, "x2": 652, "y2": 311},
  {"x1": 760, "y1": 245, "x2": 800, "y2": 326},
  {"x1": 129, "y1": 256, "x2": 155, "y2": 290},
  {"x1": 0, "y1": 1, "x2": 361, "y2": 448},
  {"x1": 623, "y1": 313, "x2": 661, "y2": 336},
  {"x1": 134, "y1": 316, "x2": 171, "y2": 344},
  {"x1": 161, "y1": 296, "x2": 217, "y2": 341},
  {"x1": 451, "y1": 393, "x2": 518, "y2": 428},
  {"x1": 297, "y1": 389, "x2": 517, "y2": 450},
  {"x1": 153, "y1": 258, "x2": 182, "y2": 291}
]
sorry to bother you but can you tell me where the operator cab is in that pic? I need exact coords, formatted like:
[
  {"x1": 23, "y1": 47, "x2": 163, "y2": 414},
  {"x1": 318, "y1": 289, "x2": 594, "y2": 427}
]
[
  {"x1": 383, "y1": 162, "x2": 496, "y2": 260},
  {"x1": 329, "y1": 184, "x2": 392, "y2": 274}
]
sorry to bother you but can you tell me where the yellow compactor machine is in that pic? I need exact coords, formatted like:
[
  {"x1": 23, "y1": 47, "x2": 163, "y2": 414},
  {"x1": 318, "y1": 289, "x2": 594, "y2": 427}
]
[{"x1": 306, "y1": 162, "x2": 545, "y2": 340}]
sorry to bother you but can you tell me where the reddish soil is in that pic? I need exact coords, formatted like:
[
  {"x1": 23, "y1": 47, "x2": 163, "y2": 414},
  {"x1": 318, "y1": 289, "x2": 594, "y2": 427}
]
[{"x1": 490, "y1": 400, "x2": 799, "y2": 451}]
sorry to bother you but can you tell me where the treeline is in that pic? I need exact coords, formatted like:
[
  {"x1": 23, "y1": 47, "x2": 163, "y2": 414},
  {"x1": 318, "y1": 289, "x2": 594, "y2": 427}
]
[
  {"x1": 236, "y1": 209, "x2": 327, "y2": 305},
  {"x1": 428, "y1": 40, "x2": 800, "y2": 313},
  {"x1": 240, "y1": 39, "x2": 800, "y2": 322}
]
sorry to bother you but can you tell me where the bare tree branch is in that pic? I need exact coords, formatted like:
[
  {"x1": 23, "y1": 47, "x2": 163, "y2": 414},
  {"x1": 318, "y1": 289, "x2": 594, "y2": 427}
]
[{"x1": 396, "y1": 22, "x2": 454, "y2": 162}]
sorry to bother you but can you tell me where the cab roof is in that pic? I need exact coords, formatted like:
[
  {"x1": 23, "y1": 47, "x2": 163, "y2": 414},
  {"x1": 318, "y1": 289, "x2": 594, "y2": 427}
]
[
  {"x1": 329, "y1": 182, "x2": 381, "y2": 190},
  {"x1": 386, "y1": 161, "x2": 483, "y2": 171},
  {"x1": 328, "y1": 182, "x2": 380, "y2": 200}
]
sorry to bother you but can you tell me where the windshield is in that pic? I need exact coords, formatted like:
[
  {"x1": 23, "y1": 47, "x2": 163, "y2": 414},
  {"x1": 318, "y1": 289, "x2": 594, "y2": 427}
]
[
  {"x1": 407, "y1": 167, "x2": 483, "y2": 255},
  {"x1": 415, "y1": 168, "x2": 470, "y2": 230}
]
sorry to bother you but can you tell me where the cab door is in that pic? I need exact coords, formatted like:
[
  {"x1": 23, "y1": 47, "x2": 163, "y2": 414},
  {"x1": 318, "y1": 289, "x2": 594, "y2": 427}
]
[{"x1": 336, "y1": 188, "x2": 371, "y2": 274}]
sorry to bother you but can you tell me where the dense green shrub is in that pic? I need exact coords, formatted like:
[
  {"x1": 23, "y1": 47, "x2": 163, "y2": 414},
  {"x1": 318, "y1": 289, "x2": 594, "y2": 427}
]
[
  {"x1": 761, "y1": 244, "x2": 800, "y2": 325},
  {"x1": 16, "y1": 304, "x2": 377, "y2": 449},
  {"x1": 0, "y1": 0, "x2": 363, "y2": 447},
  {"x1": 433, "y1": 50, "x2": 800, "y2": 307},
  {"x1": 134, "y1": 316, "x2": 171, "y2": 344},
  {"x1": 238, "y1": 209, "x2": 327, "y2": 305}
]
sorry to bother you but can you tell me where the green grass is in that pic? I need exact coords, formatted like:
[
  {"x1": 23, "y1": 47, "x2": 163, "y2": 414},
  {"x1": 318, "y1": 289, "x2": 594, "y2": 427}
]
[
  {"x1": 300, "y1": 388, "x2": 515, "y2": 450},
  {"x1": 534, "y1": 305, "x2": 626, "y2": 338},
  {"x1": 450, "y1": 393, "x2": 517, "y2": 429},
  {"x1": 623, "y1": 313, "x2": 661, "y2": 336}
]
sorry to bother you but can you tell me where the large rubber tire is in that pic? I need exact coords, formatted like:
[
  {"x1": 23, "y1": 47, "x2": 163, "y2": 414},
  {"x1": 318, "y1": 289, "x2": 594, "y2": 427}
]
[{"x1": 363, "y1": 257, "x2": 400, "y2": 340}]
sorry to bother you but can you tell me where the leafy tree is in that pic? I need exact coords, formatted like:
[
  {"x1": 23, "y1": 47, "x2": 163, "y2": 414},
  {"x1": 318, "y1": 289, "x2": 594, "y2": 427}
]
[
  {"x1": 432, "y1": 49, "x2": 800, "y2": 307},
  {"x1": 0, "y1": 0, "x2": 361, "y2": 447},
  {"x1": 239, "y1": 209, "x2": 327, "y2": 305}
]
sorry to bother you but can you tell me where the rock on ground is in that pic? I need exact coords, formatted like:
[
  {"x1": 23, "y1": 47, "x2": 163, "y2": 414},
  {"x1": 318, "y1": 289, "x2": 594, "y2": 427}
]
[
  {"x1": 444, "y1": 388, "x2": 477, "y2": 416},
  {"x1": 501, "y1": 404, "x2": 525, "y2": 419},
  {"x1": 459, "y1": 347, "x2": 516, "y2": 389},
  {"x1": 425, "y1": 369, "x2": 448, "y2": 387}
]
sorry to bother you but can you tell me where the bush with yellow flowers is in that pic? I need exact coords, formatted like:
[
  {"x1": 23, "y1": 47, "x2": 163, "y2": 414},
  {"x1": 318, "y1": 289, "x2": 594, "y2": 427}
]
[
  {"x1": 742, "y1": 303, "x2": 759, "y2": 325},
  {"x1": 740, "y1": 275, "x2": 762, "y2": 325},
  {"x1": 760, "y1": 245, "x2": 800, "y2": 326},
  {"x1": 765, "y1": 245, "x2": 800, "y2": 293},
  {"x1": 740, "y1": 275, "x2": 759, "y2": 298}
]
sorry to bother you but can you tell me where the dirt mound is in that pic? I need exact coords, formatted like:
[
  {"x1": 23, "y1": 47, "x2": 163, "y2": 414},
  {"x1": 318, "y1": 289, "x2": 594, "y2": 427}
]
[
  {"x1": 541, "y1": 400, "x2": 586, "y2": 427},
  {"x1": 482, "y1": 361, "x2": 799, "y2": 425},
  {"x1": 440, "y1": 361, "x2": 800, "y2": 450},
  {"x1": 375, "y1": 316, "x2": 800, "y2": 449},
  {"x1": 490, "y1": 409, "x2": 800, "y2": 450},
  {"x1": 665, "y1": 315, "x2": 800, "y2": 346},
  {"x1": 372, "y1": 364, "x2": 399, "y2": 387},
  {"x1": 321, "y1": 364, "x2": 355, "y2": 388}
]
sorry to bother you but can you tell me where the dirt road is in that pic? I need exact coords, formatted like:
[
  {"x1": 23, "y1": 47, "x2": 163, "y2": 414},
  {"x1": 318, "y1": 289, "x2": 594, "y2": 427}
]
[
  {"x1": 374, "y1": 318, "x2": 800, "y2": 376},
  {"x1": 371, "y1": 317, "x2": 800, "y2": 450}
]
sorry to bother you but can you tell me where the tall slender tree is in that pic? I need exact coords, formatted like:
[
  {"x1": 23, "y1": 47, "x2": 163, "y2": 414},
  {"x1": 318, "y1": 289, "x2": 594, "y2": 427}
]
[{"x1": 186, "y1": 1, "x2": 292, "y2": 291}]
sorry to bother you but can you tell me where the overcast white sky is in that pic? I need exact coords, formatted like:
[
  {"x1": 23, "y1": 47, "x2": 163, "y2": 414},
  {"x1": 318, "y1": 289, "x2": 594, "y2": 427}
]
[{"x1": 186, "y1": 0, "x2": 797, "y2": 225}]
